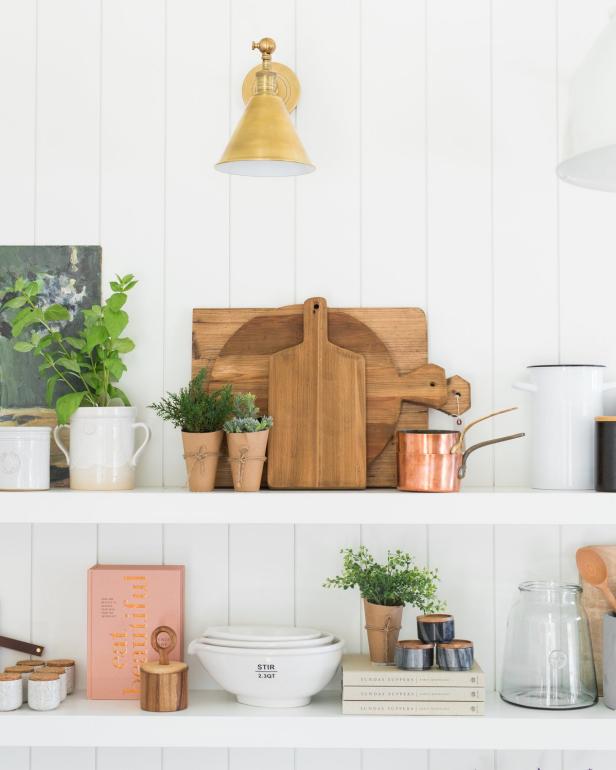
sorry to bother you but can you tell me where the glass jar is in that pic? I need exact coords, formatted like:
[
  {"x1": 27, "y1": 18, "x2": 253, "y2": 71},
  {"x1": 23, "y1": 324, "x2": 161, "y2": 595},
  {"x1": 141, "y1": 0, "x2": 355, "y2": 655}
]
[{"x1": 500, "y1": 581, "x2": 597, "y2": 709}]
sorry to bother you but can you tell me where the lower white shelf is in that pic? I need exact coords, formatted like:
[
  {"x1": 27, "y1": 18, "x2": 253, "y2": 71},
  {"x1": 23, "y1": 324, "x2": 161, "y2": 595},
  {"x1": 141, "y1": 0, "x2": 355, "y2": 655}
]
[{"x1": 2, "y1": 690, "x2": 615, "y2": 750}]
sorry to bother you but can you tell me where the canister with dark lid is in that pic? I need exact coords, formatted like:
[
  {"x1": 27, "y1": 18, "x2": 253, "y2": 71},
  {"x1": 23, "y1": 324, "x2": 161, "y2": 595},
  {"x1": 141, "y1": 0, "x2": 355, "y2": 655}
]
[{"x1": 596, "y1": 417, "x2": 616, "y2": 492}]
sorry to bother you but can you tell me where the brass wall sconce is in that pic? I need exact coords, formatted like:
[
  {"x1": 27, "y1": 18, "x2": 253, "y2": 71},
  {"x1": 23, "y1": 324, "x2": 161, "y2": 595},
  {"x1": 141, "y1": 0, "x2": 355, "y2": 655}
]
[{"x1": 215, "y1": 37, "x2": 315, "y2": 177}]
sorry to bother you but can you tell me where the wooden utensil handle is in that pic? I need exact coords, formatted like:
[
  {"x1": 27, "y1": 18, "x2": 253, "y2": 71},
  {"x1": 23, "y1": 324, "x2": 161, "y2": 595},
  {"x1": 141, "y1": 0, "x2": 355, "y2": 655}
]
[
  {"x1": 600, "y1": 583, "x2": 616, "y2": 614},
  {"x1": 151, "y1": 626, "x2": 177, "y2": 666},
  {"x1": 0, "y1": 635, "x2": 44, "y2": 657}
]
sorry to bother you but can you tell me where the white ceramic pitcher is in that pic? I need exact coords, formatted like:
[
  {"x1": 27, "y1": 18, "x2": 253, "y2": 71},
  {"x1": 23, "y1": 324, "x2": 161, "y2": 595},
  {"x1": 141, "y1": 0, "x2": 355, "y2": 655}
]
[
  {"x1": 514, "y1": 365, "x2": 616, "y2": 490},
  {"x1": 53, "y1": 406, "x2": 150, "y2": 491}
]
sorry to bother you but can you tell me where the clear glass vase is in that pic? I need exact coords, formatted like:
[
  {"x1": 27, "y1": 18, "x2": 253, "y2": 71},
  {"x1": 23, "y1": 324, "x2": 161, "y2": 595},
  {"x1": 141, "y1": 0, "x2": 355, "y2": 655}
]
[{"x1": 500, "y1": 581, "x2": 597, "y2": 709}]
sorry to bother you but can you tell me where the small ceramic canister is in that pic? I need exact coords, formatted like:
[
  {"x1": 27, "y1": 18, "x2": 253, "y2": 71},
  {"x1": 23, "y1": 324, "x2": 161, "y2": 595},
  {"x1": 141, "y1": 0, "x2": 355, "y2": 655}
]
[
  {"x1": 5, "y1": 665, "x2": 34, "y2": 702},
  {"x1": 15, "y1": 659, "x2": 45, "y2": 670},
  {"x1": 42, "y1": 666, "x2": 67, "y2": 700},
  {"x1": 0, "y1": 426, "x2": 51, "y2": 490},
  {"x1": 28, "y1": 672, "x2": 61, "y2": 711},
  {"x1": 395, "y1": 640, "x2": 434, "y2": 670},
  {"x1": 417, "y1": 614, "x2": 455, "y2": 644},
  {"x1": 436, "y1": 640, "x2": 474, "y2": 671},
  {"x1": 46, "y1": 659, "x2": 75, "y2": 694},
  {"x1": 0, "y1": 672, "x2": 23, "y2": 711}
]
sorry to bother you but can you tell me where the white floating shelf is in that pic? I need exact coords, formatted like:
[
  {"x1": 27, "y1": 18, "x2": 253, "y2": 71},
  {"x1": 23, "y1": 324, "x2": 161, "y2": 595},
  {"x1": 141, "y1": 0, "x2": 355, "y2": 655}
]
[
  {"x1": 0, "y1": 487, "x2": 613, "y2": 525},
  {"x1": 1, "y1": 691, "x2": 615, "y2": 750}
]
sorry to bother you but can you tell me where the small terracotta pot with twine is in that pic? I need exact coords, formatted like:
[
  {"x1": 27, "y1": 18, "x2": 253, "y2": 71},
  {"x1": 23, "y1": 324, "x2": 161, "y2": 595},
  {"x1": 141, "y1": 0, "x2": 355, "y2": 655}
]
[
  {"x1": 226, "y1": 430, "x2": 269, "y2": 492},
  {"x1": 182, "y1": 430, "x2": 223, "y2": 492},
  {"x1": 363, "y1": 599, "x2": 403, "y2": 665}
]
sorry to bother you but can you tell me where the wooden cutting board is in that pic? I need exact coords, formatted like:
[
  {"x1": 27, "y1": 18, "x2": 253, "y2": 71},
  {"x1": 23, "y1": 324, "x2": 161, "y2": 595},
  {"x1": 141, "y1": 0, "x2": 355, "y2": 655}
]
[
  {"x1": 192, "y1": 300, "x2": 471, "y2": 488},
  {"x1": 580, "y1": 544, "x2": 616, "y2": 696},
  {"x1": 268, "y1": 298, "x2": 366, "y2": 489}
]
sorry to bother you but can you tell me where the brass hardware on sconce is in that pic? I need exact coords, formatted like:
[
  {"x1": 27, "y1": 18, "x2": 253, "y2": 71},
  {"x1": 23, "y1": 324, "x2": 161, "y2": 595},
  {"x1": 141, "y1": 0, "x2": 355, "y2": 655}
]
[{"x1": 215, "y1": 37, "x2": 315, "y2": 177}]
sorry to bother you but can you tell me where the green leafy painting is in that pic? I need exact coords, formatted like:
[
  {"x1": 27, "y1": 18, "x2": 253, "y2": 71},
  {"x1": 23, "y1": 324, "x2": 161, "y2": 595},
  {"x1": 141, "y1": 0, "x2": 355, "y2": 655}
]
[{"x1": 0, "y1": 245, "x2": 102, "y2": 485}]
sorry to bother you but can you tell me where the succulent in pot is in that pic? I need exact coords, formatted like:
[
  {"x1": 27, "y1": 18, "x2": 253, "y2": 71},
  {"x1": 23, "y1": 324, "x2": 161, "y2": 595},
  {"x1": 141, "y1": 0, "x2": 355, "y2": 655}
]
[
  {"x1": 149, "y1": 369, "x2": 233, "y2": 492},
  {"x1": 0, "y1": 273, "x2": 150, "y2": 490},
  {"x1": 223, "y1": 393, "x2": 273, "y2": 492},
  {"x1": 324, "y1": 546, "x2": 445, "y2": 664}
]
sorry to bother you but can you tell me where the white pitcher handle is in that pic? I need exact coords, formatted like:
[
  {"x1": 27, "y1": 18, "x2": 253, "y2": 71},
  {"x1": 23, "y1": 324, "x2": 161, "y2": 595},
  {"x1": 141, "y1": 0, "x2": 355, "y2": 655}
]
[
  {"x1": 52, "y1": 425, "x2": 70, "y2": 465},
  {"x1": 131, "y1": 422, "x2": 151, "y2": 468},
  {"x1": 603, "y1": 381, "x2": 616, "y2": 392},
  {"x1": 513, "y1": 381, "x2": 537, "y2": 393}
]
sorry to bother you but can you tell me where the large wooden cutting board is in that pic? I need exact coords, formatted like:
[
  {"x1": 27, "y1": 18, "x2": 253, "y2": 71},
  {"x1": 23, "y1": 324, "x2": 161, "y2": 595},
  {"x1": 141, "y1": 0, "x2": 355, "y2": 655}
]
[
  {"x1": 268, "y1": 298, "x2": 366, "y2": 489},
  {"x1": 580, "y1": 544, "x2": 616, "y2": 696},
  {"x1": 192, "y1": 301, "x2": 470, "y2": 488}
]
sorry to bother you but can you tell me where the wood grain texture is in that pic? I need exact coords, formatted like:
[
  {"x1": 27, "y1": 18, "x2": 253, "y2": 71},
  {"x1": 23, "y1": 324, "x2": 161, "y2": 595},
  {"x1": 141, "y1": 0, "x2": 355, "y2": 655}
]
[
  {"x1": 140, "y1": 660, "x2": 188, "y2": 712},
  {"x1": 193, "y1": 301, "x2": 470, "y2": 487},
  {"x1": 268, "y1": 298, "x2": 366, "y2": 489},
  {"x1": 580, "y1": 544, "x2": 616, "y2": 697}
]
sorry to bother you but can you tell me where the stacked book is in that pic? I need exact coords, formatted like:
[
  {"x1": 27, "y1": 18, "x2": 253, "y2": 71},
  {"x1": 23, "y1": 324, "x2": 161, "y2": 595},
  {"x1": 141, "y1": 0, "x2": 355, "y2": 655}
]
[{"x1": 342, "y1": 654, "x2": 485, "y2": 715}]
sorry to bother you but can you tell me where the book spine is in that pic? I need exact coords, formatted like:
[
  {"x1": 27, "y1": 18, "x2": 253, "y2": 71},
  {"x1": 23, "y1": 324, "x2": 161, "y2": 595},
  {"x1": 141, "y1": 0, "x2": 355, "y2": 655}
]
[
  {"x1": 343, "y1": 686, "x2": 485, "y2": 702},
  {"x1": 343, "y1": 671, "x2": 485, "y2": 687},
  {"x1": 342, "y1": 700, "x2": 485, "y2": 716}
]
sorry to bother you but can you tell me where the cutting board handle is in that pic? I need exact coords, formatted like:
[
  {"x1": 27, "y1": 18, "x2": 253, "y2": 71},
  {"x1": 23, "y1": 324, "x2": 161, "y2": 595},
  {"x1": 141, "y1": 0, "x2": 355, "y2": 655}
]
[{"x1": 302, "y1": 297, "x2": 328, "y2": 347}]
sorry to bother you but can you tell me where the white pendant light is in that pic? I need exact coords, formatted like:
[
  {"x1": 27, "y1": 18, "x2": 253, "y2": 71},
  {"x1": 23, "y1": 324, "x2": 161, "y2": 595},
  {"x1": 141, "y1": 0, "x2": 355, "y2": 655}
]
[{"x1": 558, "y1": 10, "x2": 616, "y2": 191}]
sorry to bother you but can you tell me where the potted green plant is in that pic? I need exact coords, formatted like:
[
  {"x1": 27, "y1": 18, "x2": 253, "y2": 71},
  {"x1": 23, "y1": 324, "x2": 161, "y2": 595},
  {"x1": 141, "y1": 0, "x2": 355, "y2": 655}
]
[
  {"x1": 324, "y1": 546, "x2": 444, "y2": 664},
  {"x1": 0, "y1": 273, "x2": 149, "y2": 490},
  {"x1": 149, "y1": 369, "x2": 233, "y2": 492},
  {"x1": 223, "y1": 393, "x2": 273, "y2": 492}
]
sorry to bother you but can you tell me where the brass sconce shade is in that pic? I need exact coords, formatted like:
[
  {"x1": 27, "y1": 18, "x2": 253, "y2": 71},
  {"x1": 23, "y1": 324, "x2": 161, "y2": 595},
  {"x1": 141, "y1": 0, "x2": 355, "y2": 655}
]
[{"x1": 216, "y1": 38, "x2": 315, "y2": 177}]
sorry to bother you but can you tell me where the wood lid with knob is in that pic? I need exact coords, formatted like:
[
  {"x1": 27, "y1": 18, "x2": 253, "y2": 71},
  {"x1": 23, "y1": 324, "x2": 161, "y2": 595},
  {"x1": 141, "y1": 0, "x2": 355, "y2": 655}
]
[{"x1": 140, "y1": 626, "x2": 188, "y2": 712}]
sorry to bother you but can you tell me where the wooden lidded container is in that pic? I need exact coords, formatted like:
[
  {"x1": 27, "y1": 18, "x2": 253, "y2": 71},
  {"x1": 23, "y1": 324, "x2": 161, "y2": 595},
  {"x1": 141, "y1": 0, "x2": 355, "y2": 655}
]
[{"x1": 140, "y1": 626, "x2": 188, "y2": 712}]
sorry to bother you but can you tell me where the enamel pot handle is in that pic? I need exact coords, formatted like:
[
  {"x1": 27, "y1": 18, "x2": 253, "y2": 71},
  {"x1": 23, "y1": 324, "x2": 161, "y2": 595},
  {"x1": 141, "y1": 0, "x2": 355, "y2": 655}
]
[
  {"x1": 458, "y1": 433, "x2": 526, "y2": 479},
  {"x1": 52, "y1": 425, "x2": 71, "y2": 465},
  {"x1": 131, "y1": 422, "x2": 151, "y2": 468},
  {"x1": 513, "y1": 382, "x2": 537, "y2": 393}
]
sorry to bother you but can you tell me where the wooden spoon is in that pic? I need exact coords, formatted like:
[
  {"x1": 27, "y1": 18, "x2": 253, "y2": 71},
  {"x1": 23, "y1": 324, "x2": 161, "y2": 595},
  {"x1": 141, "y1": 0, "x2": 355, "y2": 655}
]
[{"x1": 576, "y1": 547, "x2": 616, "y2": 612}]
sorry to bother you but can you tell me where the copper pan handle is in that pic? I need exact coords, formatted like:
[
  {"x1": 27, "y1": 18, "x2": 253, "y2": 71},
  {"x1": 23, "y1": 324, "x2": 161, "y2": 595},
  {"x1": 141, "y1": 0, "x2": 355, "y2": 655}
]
[
  {"x1": 450, "y1": 406, "x2": 518, "y2": 454},
  {"x1": 457, "y1": 433, "x2": 525, "y2": 479}
]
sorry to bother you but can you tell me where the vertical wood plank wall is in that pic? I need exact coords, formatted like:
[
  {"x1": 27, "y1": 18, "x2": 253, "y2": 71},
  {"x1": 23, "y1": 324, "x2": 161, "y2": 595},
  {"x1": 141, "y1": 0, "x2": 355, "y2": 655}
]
[{"x1": 0, "y1": 0, "x2": 614, "y2": 768}]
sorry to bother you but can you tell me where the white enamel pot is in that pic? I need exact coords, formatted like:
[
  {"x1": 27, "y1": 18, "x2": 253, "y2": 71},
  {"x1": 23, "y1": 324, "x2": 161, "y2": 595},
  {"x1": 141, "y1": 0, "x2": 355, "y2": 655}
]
[
  {"x1": 188, "y1": 637, "x2": 344, "y2": 708},
  {"x1": 514, "y1": 365, "x2": 616, "y2": 490},
  {"x1": 53, "y1": 406, "x2": 150, "y2": 491}
]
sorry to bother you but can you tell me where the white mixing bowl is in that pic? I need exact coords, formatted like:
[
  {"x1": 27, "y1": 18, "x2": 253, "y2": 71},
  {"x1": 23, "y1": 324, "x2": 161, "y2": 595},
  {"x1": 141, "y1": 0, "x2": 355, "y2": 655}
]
[
  {"x1": 188, "y1": 637, "x2": 345, "y2": 708},
  {"x1": 201, "y1": 632, "x2": 335, "y2": 649}
]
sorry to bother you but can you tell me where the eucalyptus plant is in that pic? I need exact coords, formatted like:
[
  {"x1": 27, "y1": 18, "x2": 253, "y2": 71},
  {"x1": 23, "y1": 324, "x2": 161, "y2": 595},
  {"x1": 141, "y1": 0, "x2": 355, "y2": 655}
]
[
  {"x1": 148, "y1": 368, "x2": 234, "y2": 433},
  {"x1": 223, "y1": 392, "x2": 273, "y2": 433},
  {"x1": 0, "y1": 273, "x2": 137, "y2": 425},
  {"x1": 324, "y1": 546, "x2": 445, "y2": 611}
]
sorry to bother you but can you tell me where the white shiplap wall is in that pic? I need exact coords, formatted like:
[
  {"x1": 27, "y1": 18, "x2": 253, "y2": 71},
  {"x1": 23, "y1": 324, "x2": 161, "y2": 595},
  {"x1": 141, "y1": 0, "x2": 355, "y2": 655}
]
[{"x1": 1, "y1": 0, "x2": 616, "y2": 767}]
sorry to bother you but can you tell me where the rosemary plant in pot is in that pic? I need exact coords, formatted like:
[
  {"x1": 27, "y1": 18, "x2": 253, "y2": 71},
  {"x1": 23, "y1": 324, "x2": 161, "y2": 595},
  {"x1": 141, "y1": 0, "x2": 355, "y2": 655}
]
[
  {"x1": 223, "y1": 393, "x2": 273, "y2": 492},
  {"x1": 0, "y1": 274, "x2": 150, "y2": 490},
  {"x1": 324, "y1": 546, "x2": 444, "y2": 664},
  {"x1": 149, "y1": 369, "x2": 233, "y2": 492}
]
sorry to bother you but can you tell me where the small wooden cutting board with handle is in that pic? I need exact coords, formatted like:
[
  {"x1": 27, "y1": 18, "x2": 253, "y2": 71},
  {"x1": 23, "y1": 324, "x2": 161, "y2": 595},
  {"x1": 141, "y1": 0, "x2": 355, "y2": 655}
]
[{"x1": 268, "y1": 297, "x2": 366, "y2": 489}]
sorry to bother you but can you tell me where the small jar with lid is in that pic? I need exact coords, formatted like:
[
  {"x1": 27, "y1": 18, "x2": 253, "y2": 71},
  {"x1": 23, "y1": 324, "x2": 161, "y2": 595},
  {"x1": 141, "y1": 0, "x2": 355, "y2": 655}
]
[
  {"x1": 5, "y1": 666, "x2": 34, "y2": 702},
  {"x1": 46, "y1": 659, "x2": 75, "y2": 694},
  {"x1": 28, "y1": 672, "x2": 61, "y2": 711},
  {"x1": 15, "y1": 659, "x2": 45, "y2": 671},
  {"x1": 42, "y1": 666, "x2": 67, "y2": 700},
  {"x1": 0, "y1": 672, "x2": 23, "y2": 711}
]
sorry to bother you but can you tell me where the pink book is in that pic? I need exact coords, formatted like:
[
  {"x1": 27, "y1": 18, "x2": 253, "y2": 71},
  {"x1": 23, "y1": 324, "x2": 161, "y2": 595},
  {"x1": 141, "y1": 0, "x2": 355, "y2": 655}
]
[{"x1": 87, "y1": 564, "x2": 184, "y2": 700}]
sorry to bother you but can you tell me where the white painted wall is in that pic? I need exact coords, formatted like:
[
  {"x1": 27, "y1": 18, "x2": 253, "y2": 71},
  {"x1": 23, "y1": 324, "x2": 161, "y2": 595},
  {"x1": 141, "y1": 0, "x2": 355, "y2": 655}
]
[{"x1": 1, "y1": 0, "x2": 615, "y2": 767}]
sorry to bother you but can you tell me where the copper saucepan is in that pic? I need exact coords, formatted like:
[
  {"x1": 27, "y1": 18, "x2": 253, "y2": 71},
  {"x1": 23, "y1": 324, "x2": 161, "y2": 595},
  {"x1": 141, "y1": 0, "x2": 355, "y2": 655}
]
[{"x1": 397, "y1": 408, "x2": 524, "y2": 492}]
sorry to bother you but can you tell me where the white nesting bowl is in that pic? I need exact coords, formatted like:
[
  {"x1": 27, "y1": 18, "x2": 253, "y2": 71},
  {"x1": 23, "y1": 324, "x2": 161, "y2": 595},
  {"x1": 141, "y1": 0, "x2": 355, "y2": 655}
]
[
  {"x1": 204, "y1": 625, "x2": 322, "y2": 643},
  {"x1": 188, "y1": 637, "x2": 345, "y2": 708},
  {"x1": 201, "y1": 632, "x2": 335, "y2": 649}
]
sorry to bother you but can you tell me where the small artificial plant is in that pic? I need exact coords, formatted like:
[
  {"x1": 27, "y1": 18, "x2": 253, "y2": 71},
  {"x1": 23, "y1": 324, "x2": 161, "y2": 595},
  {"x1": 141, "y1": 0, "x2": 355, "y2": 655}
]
[
  {"x1": 223, "y1": 392, "x2": 273, "y2": 433},
  {"x1": 148, "y1": 368, "x2": 233, "y2": 433},
  {"x1": 0, "y1": 273, "x2": 137, "y2": 425},
  {"x1": 324, "y1": 546, "x2": 445, "y2": 611}
]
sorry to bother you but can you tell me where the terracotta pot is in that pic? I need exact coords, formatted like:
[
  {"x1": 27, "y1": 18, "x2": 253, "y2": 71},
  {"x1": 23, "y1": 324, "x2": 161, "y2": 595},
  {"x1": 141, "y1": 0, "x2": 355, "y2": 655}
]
[
  {"x1": 226, "y1": 430, "x2": 269, "y2": 492},
  {"x1": 363, "y1": 599, "x2": 403, "y2": 664},
  {"x1": 182, "y1": 430, "x2": 223, "y2": 492}
]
